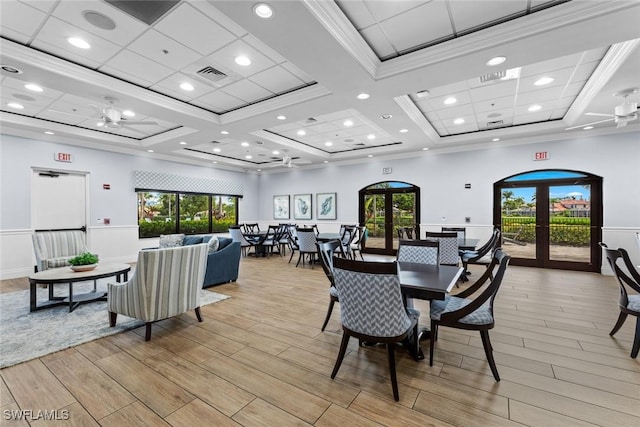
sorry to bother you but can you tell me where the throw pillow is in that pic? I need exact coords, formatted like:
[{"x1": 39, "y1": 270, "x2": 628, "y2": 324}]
[
  {"x1": 183, "y1": 235, "x2": 203, "y2": 246},
  {"x1": 207, "y1": 235, "x2": 219, "y2": 253},
  {"x1": 159, "y1": 233, "x2": 185, "y2": 248}
]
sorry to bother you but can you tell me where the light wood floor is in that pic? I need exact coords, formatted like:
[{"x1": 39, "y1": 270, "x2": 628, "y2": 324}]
[{"x1": 1, "y1": 253, "x2": 639, "y2": 426}]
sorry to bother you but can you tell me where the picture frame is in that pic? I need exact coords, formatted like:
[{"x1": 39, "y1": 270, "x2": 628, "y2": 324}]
[
  {"x1": 316, "y1": 192, "x2": 337, "y2": 220},
  {"x1": 293, "y1": 194, "x2": 312, "y2": 220},
  {"x1": 273, "y1": 195, "x2": 290, "y2": 220}
]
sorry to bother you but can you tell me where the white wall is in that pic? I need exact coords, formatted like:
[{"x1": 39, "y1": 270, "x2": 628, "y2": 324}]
[{"x1": 0, "y1": 135, "x2": 260, "y2": 279}]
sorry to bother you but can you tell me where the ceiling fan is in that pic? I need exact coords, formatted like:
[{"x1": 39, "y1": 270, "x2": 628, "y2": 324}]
[
  {"x1": 267, "y1": 155, "x2": 312, "y2": 168},
  {"x1": 566, "y1": 88, "x2": 638, "y2": 130},
  {"x1": 48, "y1": 96, "x2": 158, "y2": 130}
]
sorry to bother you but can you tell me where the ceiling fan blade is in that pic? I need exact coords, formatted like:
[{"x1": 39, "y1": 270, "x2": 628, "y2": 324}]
[
  {"x1": 88, "y1": 104, "x2": 102, "y2": 114},
  {"x1": 585, "y1": 112, "x2": 614, "y2": 117},
  {"x1": 120, "y1": 120, "x2": 158, "y2": 125},
  {"x1": 616, "y1": 120, "x2": 628, "y2": 128},
  {"x1": 565, "y1": 118, "x2": 614, "y2": 130}
]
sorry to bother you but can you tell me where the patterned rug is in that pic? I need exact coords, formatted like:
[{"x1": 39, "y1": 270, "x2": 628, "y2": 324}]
[{"x1": 0, "y1": 279, "x2": 229, "y2": 368}]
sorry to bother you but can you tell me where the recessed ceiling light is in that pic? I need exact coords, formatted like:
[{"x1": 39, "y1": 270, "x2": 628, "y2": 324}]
[
  {"x1": 486, "y1": 56, "x2": 506, "y2": 66},
  {"x1": 422, "y1": 147, "x2": 429, "y2": 151},
  {"x1": 343, "y1": 120, "x2": 353, "y2": 127},
  {"x1": 179, "y1": 141, "x2": 187, "y2": 145},
  {"x1": 528, "y1": 104, "x2": 542, "y2": 112},
  {"x1": 68, "y1": 37, "x2": 90, "y2": 49},
  {"x1": 147, "y1": 149, "x2": 154, "y2": 153},
  {"x1": 212, "y1": 161, "x2": 218, "y2": 164},
  {"x1": 583, "y1": 126, "x2": 594, "y2": 130},
  {"x1": 253, "y1": 3, "x2": 273, "y2": 19},
  {"x1": 453, "y1": 118, "x2": 465, "y2": 125},
  {"x1": 272, "y1": 150, "x2": 280, "y2": 155},
  {"x1": 444, "y1": 97, "x2": 457, "y2": 105},
  {"x1": 297, "y1": 129, "x2": 306, "y2": 136},
  {"x1": 325, "y1": 141, "x2": 333, "y2": 146},
  {"x1": 357, "y1": 93, "x2": 370, "y2": 100},
  {"x1": 220, "y1": 130, "x2": 229, "y2": 135},
  {"x1": 7, "y1": 102, "x2": 23, "y2": 109},
  {"x1": 245, "y1": 155, "x2": 253, "y2": 159},
  {"x1": 97, "y1": 121, "x2": 105, "y2": 127},
  {"x1": 82, "y1": 10, "x2": 116, "y2": 30},
  {"x1": 534, "y1": 76, "x2": 555, "y2": 86},
  {"x1": 367, "y1": 154, "x2": 374, "y2": 158},
  {"x1": 44, "y1": 131, "x2": 54, "y2": 135},
  {"x1": 276, "y1": 115, "x2": 286, "y2": 120},
  {"x1": 241, "y1": 142, "x2": 250, "y2": 147},
  {"x1": 492, "y1": 138, "x2": 500, "y2": 142},
  {"x1": 416, "y1": 90, "x2": 430, "y2": 98},
  {"x1": 381, "y1": 114, "x2": 392, "y2": 119},
  {"x1": 24, "y1": 83, "x2": 43, "y2": 92},
  {"x1": 180, "y1": 82, "x2": 194, "y2": 91},
  {"x1": 122, "y1": 110, "x2": 135, "y2": 117},
  {"x1": 235, "y1": 56, "x2": 251, "y2": 66},
  {"x1": 367, "y1": 134, "x2": 375, "y2": 140},
  {"x1": 323, "y1": 160, "x2": 329, "y2": 163},
  {"x1": 213, "y1": 148, "x2": 221, "y2": 152},
  {"x1": 1, "y1": 65, "x2": 22, "y2": 74},
  {"x1": 399, "y1": 129, "x2": 408, "y2": 133}
]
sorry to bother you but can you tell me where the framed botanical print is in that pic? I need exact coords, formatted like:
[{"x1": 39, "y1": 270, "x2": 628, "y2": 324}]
[
  {"x1": 293, "y1": 194, "x2": 312, "y2": 220},
  {"x1": 316, "y1": 192, "x2": 337, "y2": 220},
  {"x1": 273, "y1": 195, "x2": 290, "y2": 220}
]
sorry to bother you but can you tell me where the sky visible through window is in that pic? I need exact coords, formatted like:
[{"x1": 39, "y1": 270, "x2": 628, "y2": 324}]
[{"x1": 504, "y1": 171, "x2": 590, "y2": 203}]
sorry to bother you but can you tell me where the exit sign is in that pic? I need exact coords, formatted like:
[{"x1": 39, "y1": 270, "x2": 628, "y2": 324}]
[
  {"x1": 533, "y1": 151, "x2": 549, "y2": 161},
  {"x1": 54, "y1": 152, "x2": 72, "y2": 162}
]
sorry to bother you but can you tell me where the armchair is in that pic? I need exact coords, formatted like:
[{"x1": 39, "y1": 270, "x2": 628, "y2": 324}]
[{"x1": 108, "y1": 244, "x2": 208, "y2": 341}]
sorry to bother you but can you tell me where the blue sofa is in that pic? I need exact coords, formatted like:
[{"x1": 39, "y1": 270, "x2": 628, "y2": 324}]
[{"x1": 182, "y1": 235, "x2": 241, "y2": 288}]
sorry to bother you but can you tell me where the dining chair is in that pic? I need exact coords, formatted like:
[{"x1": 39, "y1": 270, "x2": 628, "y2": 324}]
[
  {"x1": 442, "y1": 227, "x2": 466, "y2": 240},
  {"x1": 459, "y1": 228, "x2": 501, "y2": 282},
  {"x1": 316, "y1": 239, "x2": 344, "y2": 331},
  {"x1": 294, "y1": 227, "x2": 318, "y2": 268},
  {"x1": 243, "y1": 223, "x2": 260, "y2": 234},
  {"x1": 229, "y1": 226, "x2": 253, "y2": 257},
  {"x1": 429, "y1": 249, "x2": 511, "y2": 381},
  {"x1": 600, "y1": 244, "x2": 640, "y2": 358},
  {"x1": 350, "y1": 225, "x2": 368, "y2": 261},
  {"x1": 260, "y1": 225, "x2": 280, "y2": 257},
  {"x1": 332, "y1": 257, "x2": 420, "y2": 401},
  {"x1": 338, "y1": 225, "x2": 358, "y2": 259},
  {"x1": 425, "y1": 231, "x2": 460, "y2": 266},
  {"x1": 397, "y1": 239, "x2": 439, "y2": 264}
]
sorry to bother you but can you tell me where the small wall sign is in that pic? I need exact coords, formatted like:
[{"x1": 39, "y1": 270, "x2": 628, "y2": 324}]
[
  {"x1": 103, "y1": 184, "x2": 111, "y2": 190},
  {"x1": 54, "y1": 152, "x2": 72, "y2": 162},
  {"x1": 382, "y1": 167, "x2": 392, "y2": 174},
  {"x1": 533, "y1": 151, "x2": 549, "y2": 161}
]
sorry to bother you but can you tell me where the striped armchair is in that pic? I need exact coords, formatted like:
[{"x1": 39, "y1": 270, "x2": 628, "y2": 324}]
[
  {"x1": 32, "y1": 230, "x2": 89, "y2": 272},
  {"x1": 108, "y1": 244, "x2": 208, "y2": 341}
]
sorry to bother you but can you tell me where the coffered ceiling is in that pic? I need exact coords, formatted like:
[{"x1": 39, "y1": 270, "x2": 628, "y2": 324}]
[{"x1": 1, "y1": 0, "x2": 639, "y2": 173}]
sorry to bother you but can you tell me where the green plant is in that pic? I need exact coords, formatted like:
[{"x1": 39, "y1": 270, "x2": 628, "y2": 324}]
[{"x1": 68, "y1": 252, "x2": 99, "y2": 266}]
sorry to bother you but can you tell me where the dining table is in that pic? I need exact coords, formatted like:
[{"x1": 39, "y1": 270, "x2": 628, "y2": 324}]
[
  {"x1": 457, "y1": 238, "x2": 480, "y2": 251},
  {"x1": 316, "y1": 232, "x2": 342, "y2": 242}
]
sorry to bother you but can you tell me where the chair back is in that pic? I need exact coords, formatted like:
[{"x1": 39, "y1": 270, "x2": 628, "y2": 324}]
[
  {"x1": 32, "y1": 229, "x2": 89, "y2": 271},
  {"x1": 229, "y1": 226, "x2": 251, "y2": 246},
  {"x1": 468, "y1": 228, "x2": 502, "y2": 261},
  {"x1": 425, "y1": 231, "x2": 459, "y2": 265},
  {"x1": 110, "y1": 244, "x2": 208, "y2": 322},
  {"x1": 296, "y1": 227, "x2": 318, "y2": 252},
  {"x1": 442, "y1": 227, "x2": 466, "y2": 240},
  {"x1": 397, "y1": 239, "x2": 439, "y2": 264},
  {"x1": 244, "y1": 223, "x2": 260, "y2": 233},
  {"x1": 352, "y1": 226, "x2": 368, "y2": 248},
  {"x1": 601, "y1": 245, "x2": 640, "y2": 311},
  {"x1": 316, "y1": 240, "x2": 343, "y2": 285},
  {"x1": 333, "y1": 257, "x2": 410, "y2": 338}
]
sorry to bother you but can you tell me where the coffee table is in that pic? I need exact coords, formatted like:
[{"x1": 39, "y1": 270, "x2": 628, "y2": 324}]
[{"x1": 29, "y1": 263, "x2": 131, "y2": 313}]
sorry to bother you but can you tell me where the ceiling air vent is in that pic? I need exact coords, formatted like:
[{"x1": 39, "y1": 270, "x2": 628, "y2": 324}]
[
  {"x1": 480, "y1": 70, "x2": 506, "y2": 83},
  {"x1": 487, "y1": 120, "x2": 504, "y2": 128},
  {"x1": 197, "y1": 66, "x2": 229, "y2": 83},
  {"x1": 306, "y1": 117, "x2": 317, "y2": 124}
]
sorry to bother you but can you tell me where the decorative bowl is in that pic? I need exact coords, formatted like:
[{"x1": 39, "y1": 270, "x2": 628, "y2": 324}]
[{"x1": 70, "y1": 263, "x2": 97, "y2": 272}]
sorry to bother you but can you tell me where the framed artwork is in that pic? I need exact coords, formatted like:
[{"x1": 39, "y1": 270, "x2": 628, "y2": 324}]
[
  {"x1": 293, "y1": 194, "x2": 312, "y2": 220},
  {"x1": 273, "y1": 195, "x2": 290, "y2": 220},
  {"x1": 316, "y1": 192, "x2": 337, "y2": 220}
]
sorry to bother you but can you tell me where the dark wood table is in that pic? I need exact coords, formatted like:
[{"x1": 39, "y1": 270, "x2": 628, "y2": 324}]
[
  {"x1": 458, "y1": 238, "x2": 479, "y2": 251},
  {"x1": 317, "y1": 232, "x2": 342, "y2": 242},
  {"x1": 397, "y1": 262, "x2": 464, "y2": 360},
  {"x1": 29, "y1": 263, "x2": 131, "y2": 312},
  {"x1": 243, "y1": 230, "x2": 269, "y2": 256}
]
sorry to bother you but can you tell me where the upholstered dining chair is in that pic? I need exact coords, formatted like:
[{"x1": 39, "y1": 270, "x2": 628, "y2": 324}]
[
  {"x1": 601, "y1": 244, "x2": 640, "y2": 358},
  {"x1": 459, "y1": 228, "x2": 501, "y2": 282},
  {"x1": 229, "y1": 226, "x2": 253, "y2": 256},
  {"x1": 107, "y1": 244, "x2": 208, "y2": 341},
  {"x1": 425, "y1": 231, "x2": 459, "y2": 266},
  {"x1": 429, "y1": 249, "x2": 510, "y2": 381},
  {"x1": 331, "y1": 257, "x2": 420, "y2": 401},
  {"x1": 442, "y1": 227, "x2": 466, "y2": 240},
  {"x1": 316, "y1": 239, "x2": 344, "y2": 331},
  {"x1": 294, "y1": 227, "x2": 318, "y2": 268},
  {"x1": 397, "y1": 239, "x2": 439, "y2": 264}
]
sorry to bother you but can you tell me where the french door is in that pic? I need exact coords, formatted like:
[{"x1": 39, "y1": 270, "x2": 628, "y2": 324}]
[{"x1": 494, "y1": 170, "x2": 602, "y2": 272}]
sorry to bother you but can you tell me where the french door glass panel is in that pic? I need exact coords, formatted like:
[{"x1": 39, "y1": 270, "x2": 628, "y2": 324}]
[
  {"x1": 500, "y1": 187, "x2": 536, "y2": 260},
  {"x1": 392, "y1": 193, "x2": 416, "y2": 250},
  {"x1": 548, "y1": 184, "x2": 591, "y2": 263},
  {"x1": 364, "y1": 194, "x2": 386, "y2": 250}
]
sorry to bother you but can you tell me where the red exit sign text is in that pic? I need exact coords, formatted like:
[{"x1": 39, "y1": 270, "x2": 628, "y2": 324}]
[
  {"x1": 54, "y1": 152, "x2": 72, "y2": 162},
  {"x1": 533, "y1": 151, "x2": 549, "y2": 161}
]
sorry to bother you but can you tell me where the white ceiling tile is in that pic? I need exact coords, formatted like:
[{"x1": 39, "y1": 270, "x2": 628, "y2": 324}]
[
  {"x1": 564, "y1": 81, "x2": 588, "y2": 97},
  {"x1": 476, "y1": 108, "x2": 513, "y2": 122},
  {"x1": 249, "y1": 66, "x2": 304, "y2": 94},
  {"x1": 448, "y1": 0, "x2": 527, "y2": 33},
  {"x1": 513, "y1": 111, "x2": 552, "y2": 125},
  {"x1": 518, "y1": 66, "x2": 576, "y2": 92},
  {"x1": 207, "y1": 39, "x2": 276, "y2": 78},
  {"x1": 425, "y1": 81, "x2": 470, "y2": 98},
  {"x1": 153, "y1": 3, "x2": 236, "y2": 56},
  {"x1": 434, "y1": 103, "x2": 476, "y2": 120},
  {"x1": 0, "y1": 28, "x2": 31, "y2": 44},
  {"x1": 521, "y1": 52, "x2": 585, "y2": 76},
  {"x1": 516, "y1": 86, "x2": 565, "y2": 105},
  {"x1": 549, "y1": 108, "x2": 569, "y2": 120},
  {"x1": 572, "y1": 61, "x2": 600, "y2": 82},
  {"x1": 30, "y1": 17, "x2": 121, "y2": 67},
  {"x1": 447, "y1": 123, "x2": 479, "y2": 134},
  {"x1": 514, "y1": 103, "x2": 554, "y2": 115},
  {"x1": 151, "y1": 72, "x2": 215, "y2": 102},
  {"x1": 193, "y1": 90, "x2": 244, "y2": 112},
  {"x1": 380, "y1": 2, "x2": 453, "y2": 52},
  {"x1": 365, "y1": 0, "x2": 425, "y2": 22},
  {"x1": 222, "y1": 79, "x2": 272, "y2": 103},
  {"x1": 2, "y1": 76, "x2": 64, "y2": 100},
  {"x1": 189, "y1": 1, "x2": 248, "y2": 38},
  {"x1": 470, "y1": 80, "x2": 517, "y2": 102},
  {"x1": 359, "y1": 25, "x2": 397, "y2": 59},
  {"x1": 53, "y1": 0, "x2": 148, "y2": 46},
  {"x1": 0, "y1": 1, "x2": 47, "y2": 39},
  {"x1": 19, "y1": 0, "x2": 57, "y2": 13},
  {"x1": 243, "y1": 34, "x2": 287, "y2": 65},
  {"x1": 474, "y1": 95, "x2": 516, "y2": 113},
  {"x1": 2, "y1": 89, "x2": 55, "y2": 110},
  {"x1": 581, "y1": 47, "x2": 609, "y2": 63},
  {"x1": 100, "y1": 50, "x2": 174, "y2": 87},
  {"x1": 428, "y1": 91, "x2": 473, "y2": 108},
  {"x1": 335, "y1": 0, "x2": 376, "y2": 30},
  {"x1": 127, "y1": 29, "x2": 201, "y2": 71},
  {"x1": 281, "y1": 62, "x2": 315, "y2": 84},
  {"x1": 307, "y1": 122, "x2": 341, "y2": 134}
]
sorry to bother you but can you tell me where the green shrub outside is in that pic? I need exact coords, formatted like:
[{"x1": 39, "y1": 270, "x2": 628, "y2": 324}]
[
  {"x1": 502, "y1": 216, "x2": 591, "y2": 246},
  {"x1": 138, "y1": 218, "x2": 236, "y2": 238}
]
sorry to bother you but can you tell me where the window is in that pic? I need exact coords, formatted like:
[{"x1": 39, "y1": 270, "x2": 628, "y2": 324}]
[{"x1": 137, "y1": 191, "x2": 238, "y2": 238}]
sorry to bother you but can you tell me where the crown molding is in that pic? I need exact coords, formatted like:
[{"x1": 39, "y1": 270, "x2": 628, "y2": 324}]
[{"x1": 393, "y1": 95, "x2": 440, "y2": 145}]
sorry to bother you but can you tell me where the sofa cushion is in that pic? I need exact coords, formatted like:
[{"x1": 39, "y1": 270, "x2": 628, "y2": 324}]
[
  {"x1": 218, "y1": 237, "x2": 232, "y2": 250},
  {"x1": 207, "y1": 235, "x2": 219, "y2": 253},
  {"x1": 183, "y1": 235, "x2": 204, "y2": 246},
  {"x1": 159, "y1": 234, "x2": 185, "y2": 248}
]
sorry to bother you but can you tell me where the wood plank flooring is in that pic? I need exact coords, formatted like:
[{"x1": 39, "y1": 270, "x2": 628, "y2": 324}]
[{"x1": 1, "y1": 253, "x2": 639, "y2": 426}]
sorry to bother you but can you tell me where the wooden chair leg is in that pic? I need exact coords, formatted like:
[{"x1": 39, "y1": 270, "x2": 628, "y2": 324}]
[
  {"x1": 109, "y1": 312, "x2": 117, "y2": 327},
  {"x1": 610, "y1": 312, "x2": 628, "y2": 336},
  {"x1": 296, "y1": 252, "x2": 303, "y2": 267},
  {"x1": 331, "y1": 332, "x2": 350, "y2": 379},
  {"x1": 631, "y1": 316, "x2": 640, "y2": 358},
  {"x1": 195, "y1": 306, "x2": 203, "y2": 322},
  {"x1": 145, "y1": 322, "x2": 152, "y2": 341},
  {"x1": 480, "y1": 330, "x2": 500, "y2": 381},
  {"x1": 387, "y1": 343, "x2": 400, "y2": 401},
  {"x1": 429, "y1": 320, "x2": 437, "y2": 366},
  {"x1": 321, "y1": 299, "x2": 335, "y2": 331},
  {"x1": 288, "y1": 249, "x2": 296, "y2": 263}
]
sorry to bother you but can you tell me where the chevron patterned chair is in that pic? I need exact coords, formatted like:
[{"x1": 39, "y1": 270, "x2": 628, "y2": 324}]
[
  {"x1": 397, "y1": 239, "x2": 439, "y2": 264},
  {"x1": 107, "y1": 244, "x2": 208, "y2": 341},
  {"x1": 316, "y1": 239, "x2": 344, "y2": 331},
  {"x1": 429, "y1": 249, "x2": 511, "y2": 381},
  {"x1": 331, "y1": 257, "x2": 419, "y2": 401}
]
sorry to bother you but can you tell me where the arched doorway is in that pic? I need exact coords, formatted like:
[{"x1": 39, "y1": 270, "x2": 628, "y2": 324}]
[
  {"x1": 359, "y1": 181, "x2": 420, "y2": 255},
  {"x1": 494, "y1": 170, "x2": 602, "y2": 272}
]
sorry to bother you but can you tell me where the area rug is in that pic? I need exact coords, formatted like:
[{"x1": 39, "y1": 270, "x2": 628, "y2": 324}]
[{"x1": 0, "y1": 279, "x2": 229, "y2": 368}]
